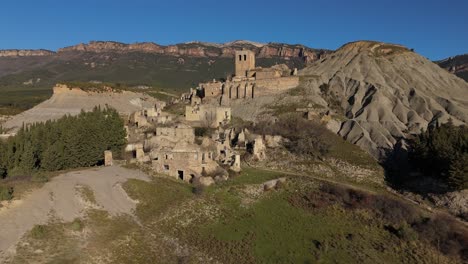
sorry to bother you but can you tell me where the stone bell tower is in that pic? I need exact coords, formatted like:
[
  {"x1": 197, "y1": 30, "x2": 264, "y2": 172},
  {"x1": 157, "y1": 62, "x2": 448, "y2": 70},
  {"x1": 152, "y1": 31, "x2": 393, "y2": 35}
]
[{"x1": 234, "y1": 50, "x2": 255, "y2": 77}]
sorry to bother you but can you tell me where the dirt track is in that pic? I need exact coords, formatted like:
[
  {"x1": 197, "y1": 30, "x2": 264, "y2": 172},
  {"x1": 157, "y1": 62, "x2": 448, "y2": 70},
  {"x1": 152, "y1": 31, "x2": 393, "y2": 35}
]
[{"x1": 0, "y1": 166, "x2": 150, "y2": 260}]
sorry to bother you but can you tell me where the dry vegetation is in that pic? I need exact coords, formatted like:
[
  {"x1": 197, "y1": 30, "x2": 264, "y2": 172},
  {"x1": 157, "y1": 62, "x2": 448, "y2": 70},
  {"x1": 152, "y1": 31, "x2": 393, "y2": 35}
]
[{"x1": 5, "y1": 167, "x2": 466, "y2": 264}]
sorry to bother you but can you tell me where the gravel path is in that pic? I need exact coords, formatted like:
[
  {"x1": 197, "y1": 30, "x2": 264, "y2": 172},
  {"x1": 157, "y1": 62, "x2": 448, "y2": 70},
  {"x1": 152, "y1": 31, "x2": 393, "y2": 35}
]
[{"x1": 0, "y1": 166, "x2": 150, "y2": 259}]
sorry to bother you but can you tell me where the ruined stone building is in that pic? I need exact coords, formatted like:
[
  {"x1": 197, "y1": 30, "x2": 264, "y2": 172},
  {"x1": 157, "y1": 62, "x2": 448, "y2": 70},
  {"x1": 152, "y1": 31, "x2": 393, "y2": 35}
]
[
  {"x1": 125, "y1": 124, "x2": 227, "y2": 183},
  {"x1": 128, "y1": 104, "x2": 172, "y2": 128},
  {"x1": 154, "y1": 125, "x2": 195, "y2": 143},
  {"x1": 185, "y1": 104, "x2": 231, "y2": 128},
  {"x1": 188, "y1": 50, "x2": 299, "y2": 103},
  {"x1": 150, "y1": 141, "x2": 218, "y2": 182}
]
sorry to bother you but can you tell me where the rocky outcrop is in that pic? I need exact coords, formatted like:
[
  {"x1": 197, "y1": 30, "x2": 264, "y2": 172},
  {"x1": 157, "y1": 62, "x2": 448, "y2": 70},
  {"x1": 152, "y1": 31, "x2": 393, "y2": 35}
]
[
  {"x1": 430, "y1": 190, "x2": 468, "y2": 221},
  {"x1": 300, "y1": 41, "x2": 468, "y2": 159},
  {"x1": 0, "y1": 49, "x2": 55, "y2": 57},
  {"x1": 56, "y1": 40, "x2": 330, "y2": 62}
]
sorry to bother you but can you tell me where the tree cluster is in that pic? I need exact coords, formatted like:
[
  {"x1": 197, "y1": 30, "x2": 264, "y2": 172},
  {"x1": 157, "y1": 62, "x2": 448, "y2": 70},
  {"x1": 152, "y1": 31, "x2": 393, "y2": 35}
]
[
  {"x1": 410, "y1": 121, "x2": 467, "y2": 190},
  {"x1": 0, "y1": 107, "x2": 126, "y2": 178}
]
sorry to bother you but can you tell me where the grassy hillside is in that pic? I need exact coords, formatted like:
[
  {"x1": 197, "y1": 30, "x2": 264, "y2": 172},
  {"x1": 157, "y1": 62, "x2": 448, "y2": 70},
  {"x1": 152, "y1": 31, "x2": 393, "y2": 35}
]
[{"x1": 9, "y1": 167, "x2": 467, "y2": 263}]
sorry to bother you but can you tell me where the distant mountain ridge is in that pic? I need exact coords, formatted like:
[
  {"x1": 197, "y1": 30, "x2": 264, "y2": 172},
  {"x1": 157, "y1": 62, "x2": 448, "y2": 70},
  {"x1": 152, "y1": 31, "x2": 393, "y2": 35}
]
[
  {"x1": 0, "y1": 40, "x2": 327, "y2": 111},
  {"x1": 0, "y1": 40, "x2": 330, "y2": 63},
  {"x1": 0, "y1": 49, "x2": 55, "y2": 57},
  {"x1": 436, "y1": 54, "x2": 468, "y2": 82}
]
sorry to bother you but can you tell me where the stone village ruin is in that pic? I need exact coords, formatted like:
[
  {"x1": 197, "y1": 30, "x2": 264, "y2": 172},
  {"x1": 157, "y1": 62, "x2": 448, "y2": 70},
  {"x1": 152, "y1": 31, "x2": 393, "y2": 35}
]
[{"x1": 121, "y1": 50, "x2": 300, "y2": 186}]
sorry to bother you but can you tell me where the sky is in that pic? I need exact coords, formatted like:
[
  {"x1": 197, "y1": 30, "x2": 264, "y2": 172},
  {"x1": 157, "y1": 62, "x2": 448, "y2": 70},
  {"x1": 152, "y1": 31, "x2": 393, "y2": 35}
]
[{"x1": 0, "y1": 0, "x2": 467, "y2": 60}]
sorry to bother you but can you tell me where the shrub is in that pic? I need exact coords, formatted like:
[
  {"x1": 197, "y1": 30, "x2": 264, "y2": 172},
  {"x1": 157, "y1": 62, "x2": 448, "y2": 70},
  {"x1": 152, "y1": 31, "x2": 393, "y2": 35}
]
[
  {"x1": 372, "y1": 195, "x2": 420, "y2": 225},
  {"x1": 313, "y1": 184, "x2": 420, "y2": 224},
  {"x1": 412, "y1": 215, "x2": 468, "y2": 260},
  {"x1": 293, "y1": 183, "x2": 468, "y2": 261},
  {"x1": 191, "y1": 178, "x2": 205, "y2": 196},
  {"x1": 31, "y1": 172, "x2": 49, "y2": 183},
  {"x1": 70, "y1": 218, "x2": 84, "y2": 231},
  {"x1": 0, "y1": 185, "x2": 13, "y2": 201},
  {"x1": 31, "y1": 225, "x2": 47, "y2": 239},
  {"x1": 194, "y1": 127, "x2": 213, "y2": 137},
  {"x1": 251, "y1": 114, "x2": 331, "y2": 158}
]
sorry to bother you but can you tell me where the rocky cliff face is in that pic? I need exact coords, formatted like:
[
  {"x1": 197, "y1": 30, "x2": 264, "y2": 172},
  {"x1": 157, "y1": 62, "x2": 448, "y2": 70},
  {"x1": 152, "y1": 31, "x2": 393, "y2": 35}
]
[
  {"x1": 437, "y1": 54, "x2": 468, "y2": 82},
  {"x1": 300, "y1": 41, "x2": 468, "y2": 158},
  {"x1": 0, "y1": 49, "x2": 55, "y2": 57},
  {"x1": 57, "y1": 40, "x2": 330, "y2": 62},
  {"x1": 0, "y1": 40, "x2": 329, "y2": 63}
]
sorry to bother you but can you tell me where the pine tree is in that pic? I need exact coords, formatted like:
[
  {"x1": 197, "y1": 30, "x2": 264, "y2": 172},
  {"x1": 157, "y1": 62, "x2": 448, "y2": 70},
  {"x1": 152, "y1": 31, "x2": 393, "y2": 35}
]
[{"x1": 448, "y1": 153, "x2": 468, "y2": 190}]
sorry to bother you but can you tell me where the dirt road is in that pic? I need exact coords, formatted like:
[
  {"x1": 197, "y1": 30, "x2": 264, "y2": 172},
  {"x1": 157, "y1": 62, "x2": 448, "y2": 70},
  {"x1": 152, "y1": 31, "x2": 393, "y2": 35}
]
[{"x1": 0, "y1": 166, "x2": 150, "y2": 259}]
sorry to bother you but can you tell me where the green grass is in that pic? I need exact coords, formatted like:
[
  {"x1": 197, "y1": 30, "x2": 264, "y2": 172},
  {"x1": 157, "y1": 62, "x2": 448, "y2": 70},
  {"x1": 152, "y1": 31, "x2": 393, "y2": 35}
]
[
  {"x1": 10, "y1": 168, "x2": 463, "y2": 264},
  {"x1": 166, "y1": 174, "x2": 451, "y2": 264},
  {"x1": 123, "y1": 177, "x2": 193, "y2": 222},
  {"x1": 219, "y1": 167, "x2": 284, "y2": 186},
  {"x1": 76, "y1": 185, "x2": 97, "y2": 204}
]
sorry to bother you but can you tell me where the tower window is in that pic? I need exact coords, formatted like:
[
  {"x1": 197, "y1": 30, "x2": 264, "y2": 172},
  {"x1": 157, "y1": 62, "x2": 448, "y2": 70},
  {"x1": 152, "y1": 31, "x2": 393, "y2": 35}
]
[
  {"x1": 244, "y1": 54, "x2": 247, "y2": 61},
  {"x1": 239, "y1": 55, "x2": 242, "y2": 61}
]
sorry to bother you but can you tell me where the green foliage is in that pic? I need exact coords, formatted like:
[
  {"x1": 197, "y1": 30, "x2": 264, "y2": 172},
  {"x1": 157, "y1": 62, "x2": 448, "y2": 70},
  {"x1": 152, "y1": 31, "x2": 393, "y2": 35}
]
[
  {"x1": 0, "y1": 107, "x2": 126, "y2": 177},
  {"x1": 251, "y1": 114, "x2": 331, "y2": 158},
  {"x1": 70, "y1": 218, "x2": 84, "y2": 231},
  {"x1": 448, "y1": 153, "x2": 468, "y2": 189},
  {"x1": 31, "y1": 225, "x2": 47, "y2": 239},
  {"x1": 59, "y1": 81, "x2": 127, "y2": 93},
  {"x1": 0, "y1": 185, "x2": 13, "y2": 201},
  {"x1": 194, "y1": 127, "x2": 213, "y2": 137},
  {"x1": 410, "y1": 122, "x2": 468, "y2": 190}
]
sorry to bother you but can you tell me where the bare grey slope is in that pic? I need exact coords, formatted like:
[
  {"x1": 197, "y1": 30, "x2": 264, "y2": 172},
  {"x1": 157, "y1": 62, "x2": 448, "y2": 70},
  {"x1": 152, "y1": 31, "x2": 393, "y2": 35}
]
[
  {"x1": 300, "y1": 41, "x2": 468, "y2": 158},
  {"x1": 2, "y1": 87, "x2": 160, "y2": 133}
]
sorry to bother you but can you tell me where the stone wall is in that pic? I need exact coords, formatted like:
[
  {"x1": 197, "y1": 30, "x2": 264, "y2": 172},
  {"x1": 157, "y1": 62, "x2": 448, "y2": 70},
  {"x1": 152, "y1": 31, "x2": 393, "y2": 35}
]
[
  {"x1": 152, "y1": 149, "x2": 217, "y2": 181},
  {"x1": 185, "y1": 105, "x2": 231, "y2": 127},
  {"x1": 155, "y1": 126, "x2": 195, "y2": 143},
  {"x1": 200, "y1": 82, "x2": 223, "y2": 97},
  {"x1": 219, "y1": 76, "x2": 299, "y2": 101}
]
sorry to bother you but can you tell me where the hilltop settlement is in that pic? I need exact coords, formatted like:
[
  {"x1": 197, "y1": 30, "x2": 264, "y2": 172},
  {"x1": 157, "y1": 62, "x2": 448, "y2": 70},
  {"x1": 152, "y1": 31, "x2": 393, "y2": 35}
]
[{"x1": 123, "y1": 49, "x2": 301, "y2": 185}]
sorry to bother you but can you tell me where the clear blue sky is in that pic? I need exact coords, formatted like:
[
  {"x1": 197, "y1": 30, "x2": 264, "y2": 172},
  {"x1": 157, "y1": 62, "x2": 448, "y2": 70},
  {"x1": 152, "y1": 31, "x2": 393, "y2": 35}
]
[{"x1": 0, "y1": 0, "x2": 467, "y2": 60}]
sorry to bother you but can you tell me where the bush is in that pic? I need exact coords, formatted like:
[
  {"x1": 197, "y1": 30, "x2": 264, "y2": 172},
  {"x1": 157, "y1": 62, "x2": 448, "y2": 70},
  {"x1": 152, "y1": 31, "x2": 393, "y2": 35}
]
[
  {"x1": 292, "y1": 183, "x2": 468, "y2": 261},
  {"x1": 31, "y1": 225, "x2": 47, "y2": 239},
  {"x1": 31, "y1": 172, "x2": 49, "y2": 183},
  {"x1": 0, "y1": 185, "x2": 13, "y2": 201},
  {"x1": 191, "y1": 178, "x2": 205, "y2": 196},
  {"x1": 412, "y1": 215, "x2": 468, "y2": 260},
  {"x1": 251, "y1": 114, "x2": 331, "y2": 158},
  {"x1": 70, "y1": 218, "x2": 84, "y2": 231},
  {"x1": 194, "y1": 127, "x2": 213, "y2": 137},
  {"x1": 317, "y1": 184, "x2": 420, "y2": 224},
  {"x1": 372, "y1": 195, "x2": 420, "y2": 225},
  {"x1": 385, "y1": 223, "x2": 419, "y2": 241}
]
